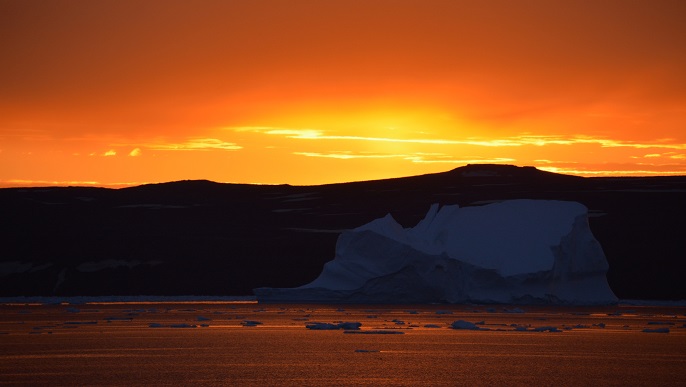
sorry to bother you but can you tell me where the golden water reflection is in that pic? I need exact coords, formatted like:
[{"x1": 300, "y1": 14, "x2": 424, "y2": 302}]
[{"x1": 1, "y1": 302, "x2": 684, "y2": 385}]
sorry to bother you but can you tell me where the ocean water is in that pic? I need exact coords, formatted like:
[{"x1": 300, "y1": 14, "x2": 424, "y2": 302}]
[{"x1": 1, "y1": 302, "x2": 685, "y2": 386}]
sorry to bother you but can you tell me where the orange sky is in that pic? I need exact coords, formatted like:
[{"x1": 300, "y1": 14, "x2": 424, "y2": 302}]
[{"x1": 1, "y1": 0, "x2": 685, "y2": 187}]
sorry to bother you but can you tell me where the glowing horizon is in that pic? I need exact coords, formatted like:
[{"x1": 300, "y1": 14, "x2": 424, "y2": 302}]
[{"x1": 1, "y1": 1, "x2": 685, "y2": 188}]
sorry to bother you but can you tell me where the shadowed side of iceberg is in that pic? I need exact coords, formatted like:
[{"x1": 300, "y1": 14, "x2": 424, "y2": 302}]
[{"x1": 255, "y1": 200, "x2": 618, "y2": 305}]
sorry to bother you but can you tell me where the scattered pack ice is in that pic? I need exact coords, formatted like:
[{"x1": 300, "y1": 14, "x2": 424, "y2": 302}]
[{"x1": 255, "y1": 200, "x2": 618, "y2": 305}]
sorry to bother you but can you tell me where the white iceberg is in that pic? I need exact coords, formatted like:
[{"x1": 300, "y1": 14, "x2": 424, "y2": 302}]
[{"x1": 255, "y1": 200, "x2": 617, "y2": 305}]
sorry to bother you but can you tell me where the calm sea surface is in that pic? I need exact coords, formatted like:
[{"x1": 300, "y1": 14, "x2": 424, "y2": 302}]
[{"x1": 1, "y1": 302, "x2": 685, "y2": 386}]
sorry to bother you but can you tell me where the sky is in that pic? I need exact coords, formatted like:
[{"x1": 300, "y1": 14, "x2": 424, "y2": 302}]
[{"x1": 1, "y1": 0, "x2": 685, "y2": 187}]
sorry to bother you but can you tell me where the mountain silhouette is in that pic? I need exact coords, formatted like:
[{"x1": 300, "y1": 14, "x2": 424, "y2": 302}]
[{"x1": 1, "y1": 164, "x2": 684, "y2": 300}]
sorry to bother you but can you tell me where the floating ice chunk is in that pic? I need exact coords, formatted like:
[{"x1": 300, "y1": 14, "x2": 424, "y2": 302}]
[
  {"x1": 104, "y1": 316, "x2": 133, "y2": 322},
  {"x1": 64, "y1": 321, "x2": 97, "y2": 325},
  {"x1": 148, "y1": 323, "x2": 164, "y2": 328},
  {"x1": 170, "y1": 324, "x2": 197, "y2": 328},
  {"x1": 424, "y1": 324, "x2": 442, "y2": 328},
  {"x1": 241, "y1": 320, "x2": 263, "y2": 327},
  {"x1": 338, "y1": 322, "x2": 362, "y2": 330},
  {"x1": 306, "y1": 322, "x2": 361, "y2": 330},
  {"x1": 450, "y1": 320, "x2": 481, "y2": 330},
  {"x1": 642, "y1": 327, "x2": 670, "y2": 333},
  {"x1": 355, "y1": 349, "x2": 380, "y2": 353},
  {"x1": 306, "y1": 322, "x2": 339, "y2": 330},
  {"x1": 196, "y1": 316, "x2": 211, "y2": 321},
  {"x1": 344, "y1": 330, "x2": 404, "y2": 334},
  {"x1": 533, "y1": 326, "x2": 561, "y2": 332}
]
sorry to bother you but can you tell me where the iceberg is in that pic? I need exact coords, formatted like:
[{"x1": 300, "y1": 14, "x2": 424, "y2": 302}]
[{"x1": 255, "y1": 200, "x2": 617, "y2": 305}]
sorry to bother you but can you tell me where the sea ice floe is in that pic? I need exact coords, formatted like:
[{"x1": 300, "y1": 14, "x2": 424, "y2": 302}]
[
  {"x1": 533, "y1": 326, "x2": 561, "y2": 332},
  {"x1": 305, "y1": 322, "x2": 362, "y2": 330},
  {"x1": 642, "y1": 327, "x2": 670, "y2": 333},
  {"x1": 344, "y1": 330, "x2": 404, "y2": 335},
  {"x1": 450, "y1": 320, "x2": 481, "y2": 330}
]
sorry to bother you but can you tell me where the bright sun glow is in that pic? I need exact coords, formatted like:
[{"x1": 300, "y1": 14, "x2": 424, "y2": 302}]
[{"x1": 1, "y1": 1, "x2": 685, "y2": 187}]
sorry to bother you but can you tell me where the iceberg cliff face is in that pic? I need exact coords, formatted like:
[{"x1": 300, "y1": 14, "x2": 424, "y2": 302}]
[{"x1": 255, "y1": 200, "x2": 618, "y2": 305}]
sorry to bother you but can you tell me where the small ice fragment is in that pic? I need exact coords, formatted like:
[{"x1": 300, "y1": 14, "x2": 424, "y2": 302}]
[
  {"x1": 642, "y1": 327, "x2": 669, "y2": 333},
  {"x1": 64, "y1": 321, "x2": 97, "y2": 325},
  {"x1": 306, "y1": 322, "x2": 339, "y2": 330},
  {"x1": 533, "y1": 326, "x2": 561, "y2": 332},
  {"x1": 196, "y1": 316, "x2": 211, "y2": 321},
  {"x1": 170, "y1": 324, "x2": 197, "y2": 328},
  {"x1": 338, "y1": 322, "x2": 362, "y2": 330},
  {"x1": 148, "y1": 323, "x2": 164, "y2": 328},
  {"x1": 344, "y1": 330, "x2": 404, "y2": 334},
  {"x1": 355, "y1": 349, "x2": 380, "y2": 353},
  {"x1": 424, "y1": 324, "x2": 441, "y2": 328},
  {"x1": 306, "y1": 322, "x2": 361, "y2": 330},
  {"x1": 436, "y1": 310, "x2": 453, "y2": 315},
  {"x1": 450, "y1": 320, "x2": 480, "y2": 330},
  {"x1": 242, "y1": 320, "x2": 263, "y2": 327},
  {"x1": 104, "y1": 317, "x2": 133, "y2": 322}
]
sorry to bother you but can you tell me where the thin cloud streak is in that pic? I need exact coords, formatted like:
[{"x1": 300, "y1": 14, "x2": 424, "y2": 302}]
[
  {"x1": 0, "y1": 179, "x2": 146, "y2": 188},
  {"x1": 293, "y1": 151, "x2": 515, "y2": 164},
  {"x1": 116, "y1": 138, "x2": 242, "y2": 151},
  {"x1": 232, "y1": 127, "x2": 686, "y2": 150},
  {"x1": 540, "y1": 167, "x2": 686, "y2": 177}
]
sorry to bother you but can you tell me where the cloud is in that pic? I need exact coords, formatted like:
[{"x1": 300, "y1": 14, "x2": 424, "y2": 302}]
[
  {"x1": 131, "y1": 138, "x2": 242, "y2": 151},
  {"x1": 293, "y1": 151, "x2": 515, "y2": 164},
  {"x1": 232, "y1": 126, "x2": 686, "y2": 150},
  {"x1": 104, "y1": 150, "x2": 116, "y2": 156},
  {"x1": 0, "y1": 179, "x2": 142, "y2": 188},
  {"x1": 129, "y1": 148, "x2": 142, "y2": 156}
]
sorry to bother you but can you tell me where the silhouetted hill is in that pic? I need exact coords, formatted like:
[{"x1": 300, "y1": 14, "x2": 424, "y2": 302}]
[{"x1": 1, "y1": 165, "x2": 685, "y2": 300}]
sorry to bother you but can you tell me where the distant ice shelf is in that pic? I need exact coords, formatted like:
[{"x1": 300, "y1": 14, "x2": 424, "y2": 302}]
[{"x1": 255, "y1": 200, "x2": 618, "y2": 305}]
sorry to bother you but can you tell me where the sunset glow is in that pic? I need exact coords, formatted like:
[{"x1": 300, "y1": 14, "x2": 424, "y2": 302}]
[{"x1": 1, "y1": 0, "x2": 685, "y2": 187}]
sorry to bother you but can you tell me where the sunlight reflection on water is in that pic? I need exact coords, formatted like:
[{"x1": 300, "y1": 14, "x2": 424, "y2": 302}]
[{"x1": 0, "y1": 302, "x2": 684, "y2": 386}]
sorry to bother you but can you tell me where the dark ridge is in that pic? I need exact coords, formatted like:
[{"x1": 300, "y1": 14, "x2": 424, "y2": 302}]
[{"x1": 1, "y1": 164, "x2": 685, "y2": 300}]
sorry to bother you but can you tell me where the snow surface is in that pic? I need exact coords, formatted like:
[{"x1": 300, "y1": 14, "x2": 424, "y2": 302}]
[{"x1": 255, "y1": 200, "x2": 618, "y2": 305}]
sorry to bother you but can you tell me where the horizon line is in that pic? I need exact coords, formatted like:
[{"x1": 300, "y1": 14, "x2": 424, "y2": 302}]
[{"x1": 2, "y1": 164, "x2": 686, "y2": 190}]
